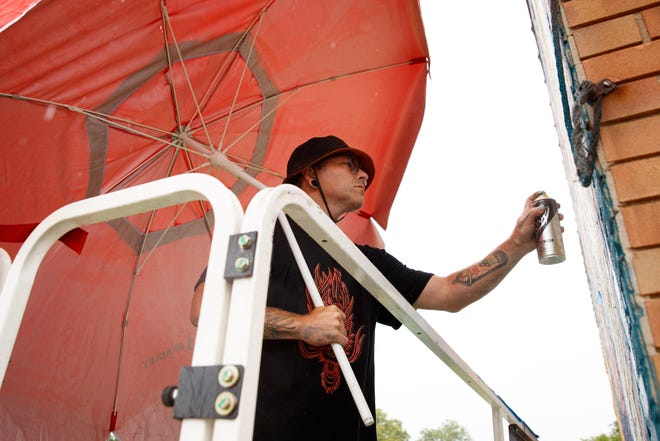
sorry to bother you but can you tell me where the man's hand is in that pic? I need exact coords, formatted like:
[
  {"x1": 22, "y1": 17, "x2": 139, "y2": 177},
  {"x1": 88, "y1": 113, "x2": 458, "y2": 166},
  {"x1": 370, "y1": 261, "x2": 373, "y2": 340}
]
[
  {"x1": 510, "y1": 190, "x2": 548, "y2": 254},
  {"x1": 264, "y1": 305, "x2": 348, "y2": 347},
  {"x1": 299, "y1": 305, "x2": 348, "y2": 346}
]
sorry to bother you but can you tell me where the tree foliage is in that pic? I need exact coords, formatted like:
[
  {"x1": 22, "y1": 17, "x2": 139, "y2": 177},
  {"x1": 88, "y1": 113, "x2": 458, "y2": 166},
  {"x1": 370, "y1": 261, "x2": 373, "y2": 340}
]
[
  {"x1": 416, "y1": 419, "x2": 474, "y2": 441},
  {"x1": 581, "y1": 422, "x2": 621, "y2": 441},
  {"x1": 376, "y1": 409, "x2": 410, "y2": 441},
  {"x1": 376, "y1": 409, "x2": 475, "y2": 441}
]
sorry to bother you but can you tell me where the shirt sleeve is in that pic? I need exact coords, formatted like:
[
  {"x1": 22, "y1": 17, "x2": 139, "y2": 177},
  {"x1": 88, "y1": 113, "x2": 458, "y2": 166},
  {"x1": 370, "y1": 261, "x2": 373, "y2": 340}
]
[{"x1": 358, "y1": 245, "x2": 433, "y2": 329}]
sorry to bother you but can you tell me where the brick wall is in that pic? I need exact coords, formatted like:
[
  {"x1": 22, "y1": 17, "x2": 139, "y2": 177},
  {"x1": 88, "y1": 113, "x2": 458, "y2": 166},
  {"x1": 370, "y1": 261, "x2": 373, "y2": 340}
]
[{"x1": 563, "y1": 0, "x2": 660, "y2": 398}]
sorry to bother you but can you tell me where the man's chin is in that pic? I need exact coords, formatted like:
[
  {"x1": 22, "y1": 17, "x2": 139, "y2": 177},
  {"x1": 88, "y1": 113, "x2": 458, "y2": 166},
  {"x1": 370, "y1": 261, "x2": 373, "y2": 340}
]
[{"x1": 352, "y1": 199, "x2": 365, "y2": 212}]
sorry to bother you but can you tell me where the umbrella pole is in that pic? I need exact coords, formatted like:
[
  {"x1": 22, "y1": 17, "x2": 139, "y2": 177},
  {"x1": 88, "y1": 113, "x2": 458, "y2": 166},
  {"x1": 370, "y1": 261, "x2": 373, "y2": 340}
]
[{"x1": 184, "y1": 137, "x2": 374, "y2": 426}]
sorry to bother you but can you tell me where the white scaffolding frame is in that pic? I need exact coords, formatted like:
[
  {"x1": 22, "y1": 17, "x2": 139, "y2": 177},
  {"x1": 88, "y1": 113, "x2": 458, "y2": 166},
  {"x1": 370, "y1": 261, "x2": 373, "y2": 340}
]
[{"x1": 0, "y1": 175, "x2": 537, "y2": 441}]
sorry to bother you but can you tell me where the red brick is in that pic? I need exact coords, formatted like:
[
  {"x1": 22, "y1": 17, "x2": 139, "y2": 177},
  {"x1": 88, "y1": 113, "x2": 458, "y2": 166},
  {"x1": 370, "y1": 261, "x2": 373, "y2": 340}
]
[
  {"x1": 600, "y1": 114, "x2": 660, "y2": 162},
  {"x1": 564, "y1": 0, "x2": 660, "y2": 27},
  {"x1": 646, "y1": 298, "x2": 660, "y2": 347},
  {"x1": 600, "y1": 77, "x2": 660, "y2": 123},
  {"x1": 634, "y1": 247, "x2": 660, "y2": 295},
  {"x1": 642, "y1": 6, "x2": 660, "y2": 39},
  {"x1": 572, "y1": 15, "x2": 642, "y2": 58},
  {"x1": 620, "y1": 200, "x2": 660, "y2": 247},
  {"x1": 653, "y1": 354, "x2": 660, "y2": 384},
  {"x1": 582, "y1": 40, "x2": 660, "y2": 83},
  {"x1": 610, "y1": 156, "x2": 660, "y2": 202}
]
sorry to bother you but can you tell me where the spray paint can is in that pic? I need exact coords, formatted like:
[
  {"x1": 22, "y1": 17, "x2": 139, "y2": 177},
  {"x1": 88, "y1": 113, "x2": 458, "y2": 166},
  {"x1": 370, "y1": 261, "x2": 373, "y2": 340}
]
[{"x1": 534, "y1": 192, "x2": 565, "y2": 265}]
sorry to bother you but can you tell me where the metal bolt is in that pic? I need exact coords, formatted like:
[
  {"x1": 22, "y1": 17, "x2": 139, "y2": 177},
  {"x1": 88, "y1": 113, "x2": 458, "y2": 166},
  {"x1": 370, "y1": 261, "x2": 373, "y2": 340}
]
[
  {"x1": 218, "y1": 365, "x2": 240, "y2": 388},
  {"x1": 234, "y1": 257, "x2": 250, "y2": 272},
  {"x1": 215, "y1": 391, "x2": 237, "y2": 416},
  {"x1": 237, "y1": 234, "x2": 253, "y2": 249}
]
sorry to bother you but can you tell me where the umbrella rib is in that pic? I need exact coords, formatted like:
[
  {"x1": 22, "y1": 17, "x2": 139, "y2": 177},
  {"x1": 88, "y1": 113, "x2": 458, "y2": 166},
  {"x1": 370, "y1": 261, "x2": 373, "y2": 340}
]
[
  {"x1": 110, "y1": 266, "x2": 141, "y2": 425},
  {"x1": 103, "y1": 133, "x2": 214, "y2": 193},
  {"x1": 0, "y1": 93, "x2": 186, "y2": 149},
  {"x1": 160, "y1": 0, "x2": 183, "y2": 131},
  {"x1": 101, "y1": 140, "x2": 224, "y2": 194},
  {"x1": 1, "y1": 93, "x2": 175, "y2": 138},
  {"x1": 134, "y1": 137, "x2": 214, "y2": 273},
  {"x1": 184, "y1": 162, "x2": 212, "y2": 174},
  {"x1": 136, "y1": 146, "x2": 214, "y2": 275},
  {"x1": 92, "y1": 112, "x2": 173, "y2": 139},
  {"x1": 159, "y1": 1, "x2": 216, "y2": 150},
  {"x1": 187, "y1": 92, "x2": 271, "y2": 135},
  {"x1": 184, "y1": 134, "x2": 284, "y2": 179},
  {"x1": 220, "y1": 87, "x2": 299, "y2": 156},
  {"x1": 218, "y1": 4, "x2": 266, "y2": 151},
  {"x1": 186, "y1": 0, "x2": 276, "y2": 131},
  {"x1": 185, "y1": 43, "x2": 239, "y2": 132},
  {"x1": 132, "y1": 139, "x2": 180, "y2": 270},
  {"x1": 104, "y1": 145, "x2": 174, "y2": 193},
  {"x1": 280, "y1": 58, "x2": 429, "y2": 95},
  {"x1": 225, "y1": 152, "x2": 278, "y2": 175},
  {"x1": 135, "y1": 202, "x2": 190, "y2": 275},
  {"x1": 184, "y1": 160, "x2": 215, "y2": 237}
]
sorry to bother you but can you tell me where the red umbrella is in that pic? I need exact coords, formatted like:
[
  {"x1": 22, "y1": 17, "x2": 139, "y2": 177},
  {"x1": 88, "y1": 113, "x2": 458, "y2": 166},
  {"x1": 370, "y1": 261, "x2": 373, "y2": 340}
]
[{"x1": 0, "y1": 0, "x2": 429, "y2": 439}]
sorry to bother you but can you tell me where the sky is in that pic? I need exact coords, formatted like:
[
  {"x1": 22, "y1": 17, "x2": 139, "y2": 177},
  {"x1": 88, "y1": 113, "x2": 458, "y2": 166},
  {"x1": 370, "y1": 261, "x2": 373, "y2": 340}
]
[{"x1": 373, "y1": 1, "x2": 617, "y2": 440}]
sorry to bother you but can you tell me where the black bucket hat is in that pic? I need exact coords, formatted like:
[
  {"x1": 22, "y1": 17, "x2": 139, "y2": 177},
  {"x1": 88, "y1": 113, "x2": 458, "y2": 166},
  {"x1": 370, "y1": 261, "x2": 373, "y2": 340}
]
[{"x1": 283, "y1": 135, "x2": 375, "y2": 188}]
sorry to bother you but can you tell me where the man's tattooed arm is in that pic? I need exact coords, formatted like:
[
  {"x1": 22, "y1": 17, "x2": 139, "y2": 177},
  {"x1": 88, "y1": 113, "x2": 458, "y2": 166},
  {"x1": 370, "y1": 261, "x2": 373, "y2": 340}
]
[
  {"x1": 453, "y1": 250, "x2": 509, "y2": 286},
  {"x1": 264, "y1": 308, "x2": 297, "y2": 339},
  {"x1": 412, "y1": 192, "x2": 545, "y2": 312},
  {"x1": 263, "y1": 306, "x2": 348, "y2": 346}
]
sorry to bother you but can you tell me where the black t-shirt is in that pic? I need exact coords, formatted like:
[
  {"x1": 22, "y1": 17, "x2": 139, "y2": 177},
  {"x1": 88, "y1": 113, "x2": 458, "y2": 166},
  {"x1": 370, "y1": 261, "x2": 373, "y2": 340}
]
[{"x1": 253, "y1": 220, "x2": 432, "y2": 441}]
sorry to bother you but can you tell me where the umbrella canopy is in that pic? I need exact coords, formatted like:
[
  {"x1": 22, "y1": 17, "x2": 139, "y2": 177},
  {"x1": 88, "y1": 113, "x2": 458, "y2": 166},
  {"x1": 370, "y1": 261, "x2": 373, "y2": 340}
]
[{"x1": 0, "y1": 0, "x2": 429, "y2": 439}]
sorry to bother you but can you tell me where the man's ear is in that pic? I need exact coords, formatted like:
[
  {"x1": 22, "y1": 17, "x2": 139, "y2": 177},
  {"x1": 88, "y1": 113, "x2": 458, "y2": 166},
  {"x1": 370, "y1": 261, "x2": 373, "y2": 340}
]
[{"x1": 301, "y1": 167, "x2": 317, "y2": 188}]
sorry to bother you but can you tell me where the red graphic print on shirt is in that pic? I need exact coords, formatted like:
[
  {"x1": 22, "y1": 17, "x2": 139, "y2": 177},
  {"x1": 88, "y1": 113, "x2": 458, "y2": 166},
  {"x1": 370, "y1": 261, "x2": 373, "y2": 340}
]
[{"x1": 298, "y1": 265, "x2": 366, "y2": 394}]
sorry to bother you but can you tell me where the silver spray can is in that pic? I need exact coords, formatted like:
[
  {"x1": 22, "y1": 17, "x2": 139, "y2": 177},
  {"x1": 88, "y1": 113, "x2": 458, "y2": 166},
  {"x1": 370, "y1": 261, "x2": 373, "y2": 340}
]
[{"x1": 534, "y1": 192, "x2": 565, "y2": 265}]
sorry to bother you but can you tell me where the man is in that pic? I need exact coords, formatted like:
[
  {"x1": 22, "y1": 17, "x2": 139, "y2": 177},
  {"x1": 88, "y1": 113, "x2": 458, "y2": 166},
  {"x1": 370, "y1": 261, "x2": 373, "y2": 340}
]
[{"x1": 190, "y1": 135, "x2": 547, "y2": 441}]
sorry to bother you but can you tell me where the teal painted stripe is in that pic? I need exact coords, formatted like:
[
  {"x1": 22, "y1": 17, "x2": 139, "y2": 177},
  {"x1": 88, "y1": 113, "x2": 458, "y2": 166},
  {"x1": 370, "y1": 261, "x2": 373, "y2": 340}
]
[{"x1": 593, "y1": 169, "x2": 660, "y2": 439}]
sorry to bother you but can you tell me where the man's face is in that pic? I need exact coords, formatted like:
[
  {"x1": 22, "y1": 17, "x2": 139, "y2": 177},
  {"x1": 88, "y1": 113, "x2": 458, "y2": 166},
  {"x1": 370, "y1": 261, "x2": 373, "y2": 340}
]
[{"x1": 314, "y1": 153, "x2": 370, "y2": 214}]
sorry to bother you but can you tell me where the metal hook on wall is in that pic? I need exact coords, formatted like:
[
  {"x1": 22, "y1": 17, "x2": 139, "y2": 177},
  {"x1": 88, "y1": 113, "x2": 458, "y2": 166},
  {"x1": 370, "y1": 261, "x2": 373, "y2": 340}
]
[{"x1": 570, "y1": 79, "x2": 617, "y2": 187}]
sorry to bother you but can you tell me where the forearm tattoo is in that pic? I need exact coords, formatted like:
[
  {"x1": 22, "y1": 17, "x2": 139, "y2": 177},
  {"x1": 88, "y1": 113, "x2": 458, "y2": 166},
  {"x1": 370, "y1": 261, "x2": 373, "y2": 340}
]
[
  {"x1": 264, "y1": 310, "x2": 297, "y2": 339},
  {"x1": 453, "y1": 250, "x2": 508, "y2": 286}
]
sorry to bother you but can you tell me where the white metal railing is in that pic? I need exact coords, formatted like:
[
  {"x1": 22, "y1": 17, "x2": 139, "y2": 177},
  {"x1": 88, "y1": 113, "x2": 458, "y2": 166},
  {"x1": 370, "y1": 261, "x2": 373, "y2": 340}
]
[
  {"x1": 0, "y1": 248, "x2": 10, "y2": 290},
  {"x1": 0, "y1": 175, "x2": 537, "y2": 441}
]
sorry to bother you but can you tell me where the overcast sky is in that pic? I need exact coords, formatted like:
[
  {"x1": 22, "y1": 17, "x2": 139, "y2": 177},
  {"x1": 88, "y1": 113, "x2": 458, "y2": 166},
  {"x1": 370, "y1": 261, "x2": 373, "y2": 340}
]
[{"x1": 373, "y1": 2, "x2": 617, "y2": 440}]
